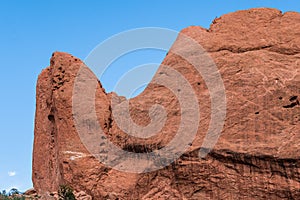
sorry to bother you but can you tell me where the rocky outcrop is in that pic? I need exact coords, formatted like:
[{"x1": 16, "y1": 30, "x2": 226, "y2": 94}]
[{"x1": 33, "y1": 8, "x2": 300, "y2": 199}]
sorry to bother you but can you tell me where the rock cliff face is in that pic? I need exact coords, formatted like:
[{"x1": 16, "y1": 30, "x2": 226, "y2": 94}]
[{"x1": 33, "y1": 8, "x2": 300, "y2": 199}]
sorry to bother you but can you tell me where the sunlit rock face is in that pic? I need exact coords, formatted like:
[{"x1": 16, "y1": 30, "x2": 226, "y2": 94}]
[{"x1": 33, "y1": 8, "x2": 300, "y2": 199}]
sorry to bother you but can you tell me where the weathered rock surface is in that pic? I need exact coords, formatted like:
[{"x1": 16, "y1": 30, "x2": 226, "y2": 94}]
[{"x1": 33, "y1": 8, "x2": 300, "y2": 199}]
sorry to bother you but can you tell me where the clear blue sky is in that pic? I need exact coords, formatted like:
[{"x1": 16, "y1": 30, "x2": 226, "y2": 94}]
[{"x1": 0, "y1": 0, "x2": 299, "y2": 192}]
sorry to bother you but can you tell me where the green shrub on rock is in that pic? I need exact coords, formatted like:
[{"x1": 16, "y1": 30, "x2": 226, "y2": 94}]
[{"x1": 58, "y1": 185, "x2": 75, "y2": 200}]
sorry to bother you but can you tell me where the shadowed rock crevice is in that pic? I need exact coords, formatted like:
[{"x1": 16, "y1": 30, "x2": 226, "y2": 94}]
[
  {"x1": 122, "y1": 143, "x2": 163, "y2": 153},
  {"x1": 283, "y1": 96, "x2": 300, "y2": 108}
]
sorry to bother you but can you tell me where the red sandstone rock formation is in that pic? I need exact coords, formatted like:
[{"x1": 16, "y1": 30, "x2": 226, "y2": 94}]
[{"x1": 33, "y1": 8, "x2": 300, "y2": 199}]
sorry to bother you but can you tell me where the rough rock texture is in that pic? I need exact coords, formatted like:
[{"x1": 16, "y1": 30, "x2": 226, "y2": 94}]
[{"x1": 33, "y1": 8, "x2": 300, "y2": 199}]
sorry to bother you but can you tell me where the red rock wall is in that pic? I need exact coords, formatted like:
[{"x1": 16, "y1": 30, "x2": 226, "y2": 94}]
[{"x1": 33, "y1": 8, "x2": 300, "y2": 199}]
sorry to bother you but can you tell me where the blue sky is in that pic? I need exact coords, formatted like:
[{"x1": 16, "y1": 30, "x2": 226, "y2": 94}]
[{"x1": 0, "y1": 0, "x2": 299, "y2": 192}]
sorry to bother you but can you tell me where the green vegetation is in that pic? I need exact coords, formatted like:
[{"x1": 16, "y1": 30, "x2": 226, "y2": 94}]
[
  {"x1": 0, "y1": 185, "x2": 75, "y2": 199},
  {"x1": 58, "y1": 185, "x2": 75, "y2": 200},
  {"x1": 0, "y1": 188, "x2": 25, "y2": 200}
]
